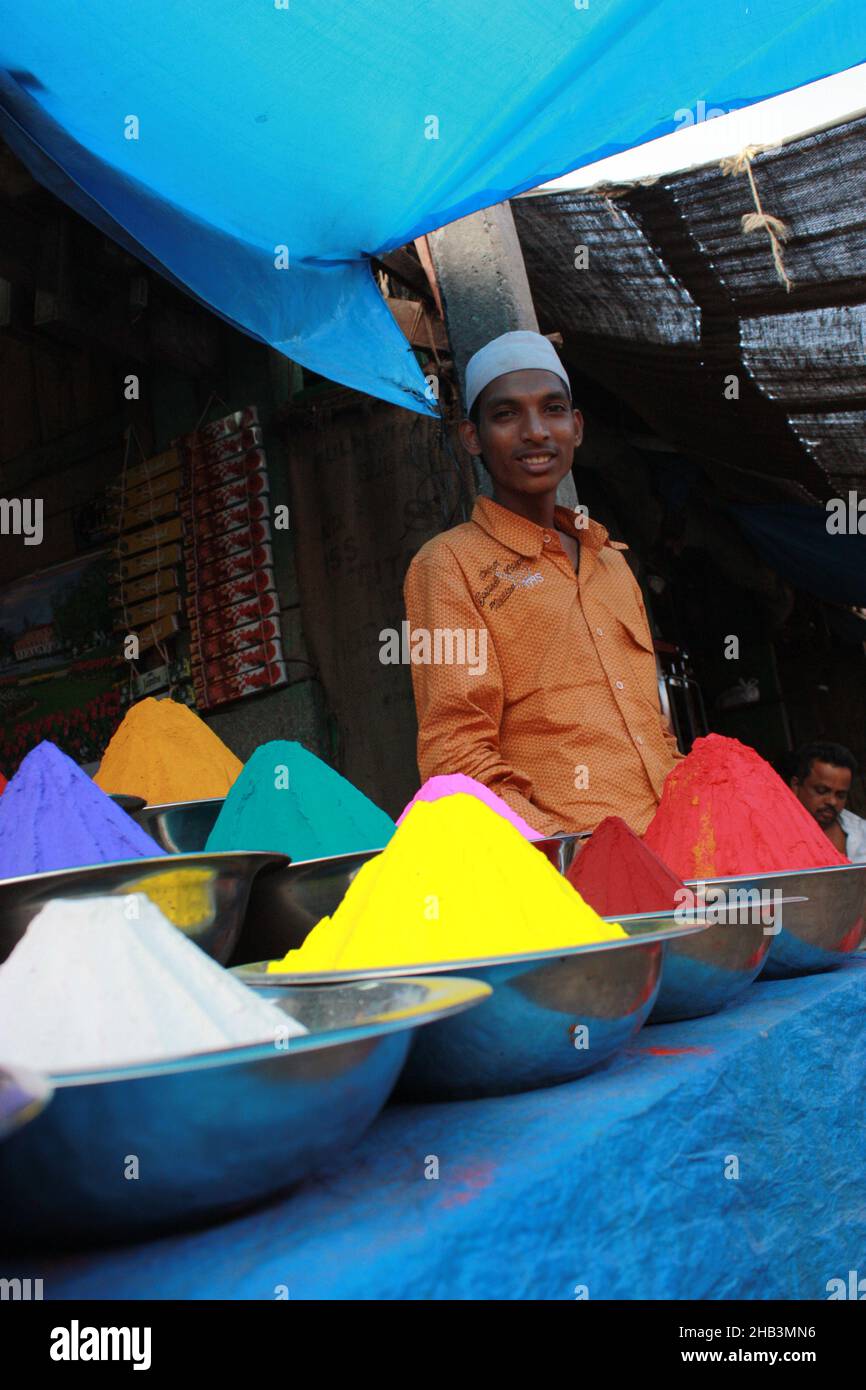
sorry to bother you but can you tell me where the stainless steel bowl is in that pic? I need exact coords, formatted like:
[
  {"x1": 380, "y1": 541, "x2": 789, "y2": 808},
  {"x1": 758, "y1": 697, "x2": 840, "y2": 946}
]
[
  {"x1": 615, "y1": 906, "x2": 773, "y2": 1021},
  {"x1": 0, "y1": 852, "x2": 288, "y2": 966},
  {"x1": 136, "y1": 808, "x2": 386, "y2": 964},
  {"x1": 0, "y1": 975, "x2": 490, "y2": 1246},
  {"x1": 0, "y1": 1066, "x2": 53, "y2": 1141},
  {"x1": 235, "y1": 848, "x2": 385, "y2": 964},
  {"x1": 239, "y1": 919, "x2": 706, "y2": 1100},
  {"x1": 107, "y1": 793, "x2": 147, "y2": 816},
  {"x1": 531, "y1": 832, "x2": 588, "y2": 873},
  {"x1": 686, "y1": 864, "x2": 866, "y2": 979},
  {"x1": 136, "y1": 797, "x2": 224, "y2": 850}
]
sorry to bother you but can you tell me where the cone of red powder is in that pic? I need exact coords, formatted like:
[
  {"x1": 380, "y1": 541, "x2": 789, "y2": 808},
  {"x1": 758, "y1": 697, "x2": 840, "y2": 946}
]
[
  {"x1": 567, "y1": 815, "x2": 686, "y2": 916},
  {"x1": 644, "y1": 733, "x2": 849, "y2": 880}
]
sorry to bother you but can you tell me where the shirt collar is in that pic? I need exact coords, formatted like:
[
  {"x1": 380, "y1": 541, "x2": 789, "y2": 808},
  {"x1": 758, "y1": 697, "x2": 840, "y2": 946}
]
[{"x1": 471, "y1": 495, "x2": 627, "y2": 559}]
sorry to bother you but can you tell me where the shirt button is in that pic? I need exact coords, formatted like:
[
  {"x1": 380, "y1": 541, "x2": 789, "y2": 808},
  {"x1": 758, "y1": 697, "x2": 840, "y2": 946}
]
[
  {"x1": 596, "y1": 627, "x2": 604, "y2": 636},
  {"x1": 635, "y1": 735, "x2": 644, "y2": 745},
  {"x1": 542, "y1": 532, "x2": 551, "y2": 544},
  {"x1": 615, "y1": 679, "x2": 624, "y2": 690}
]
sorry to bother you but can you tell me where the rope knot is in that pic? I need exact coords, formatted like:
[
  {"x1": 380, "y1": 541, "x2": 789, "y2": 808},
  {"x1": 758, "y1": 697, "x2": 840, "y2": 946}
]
[
  {"x1": 720, "y1": 147, "x2": 793, "y2": 293},
  {"x1": 741, "y1": 211, "x2": 789, "y2": 240}
]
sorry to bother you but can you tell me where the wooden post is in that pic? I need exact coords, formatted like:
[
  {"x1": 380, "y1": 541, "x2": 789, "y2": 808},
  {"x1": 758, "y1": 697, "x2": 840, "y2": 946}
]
[{"x1": 426, "y1": 202, "x2": 578, "y2": 508}]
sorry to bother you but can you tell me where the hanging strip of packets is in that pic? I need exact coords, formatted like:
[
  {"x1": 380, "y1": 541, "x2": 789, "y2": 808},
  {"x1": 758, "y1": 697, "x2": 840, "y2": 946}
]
[
  {"x1": 108, "y1": 449, "x2": 183, "y2": 666},
  {"x1": 176, "y1": 406, "x2": 287, "y2": 710}
]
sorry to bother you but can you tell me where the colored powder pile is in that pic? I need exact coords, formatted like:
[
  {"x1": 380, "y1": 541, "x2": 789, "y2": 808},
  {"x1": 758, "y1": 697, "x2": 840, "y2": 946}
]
[
  {"x1": 0, "y1": 770, "x2": 6, "y2": 795},
  {"x1": 94, "y1": 697, "x2": 243, "y2": 805},
  {"x1": 0, "y1": 895, "x2": 305, "y2": 1074},
  {"x1": 0, "y1": 742, "x2": 166, "y2": 878},
  {"x1": 206, "y1": 740, "x2": 396, "y2": 861},
  {"x1": 268, "y1": 792, "x2": 625, "y2": 973},
  {"x1": 643, "y1": 733, "x2": 849, "y2": 879},
  {"x1": 398, "y1": 772, "x2": 542, "y2": 839},
  {"x1": 567, "y1": 816, "x2": 686, "y2": 916}
]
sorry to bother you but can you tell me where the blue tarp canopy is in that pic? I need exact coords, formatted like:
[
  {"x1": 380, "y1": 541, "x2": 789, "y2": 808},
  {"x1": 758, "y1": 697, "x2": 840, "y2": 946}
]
[{"x1": 1, "y1": 2, "x2": 864, "y2": 413}]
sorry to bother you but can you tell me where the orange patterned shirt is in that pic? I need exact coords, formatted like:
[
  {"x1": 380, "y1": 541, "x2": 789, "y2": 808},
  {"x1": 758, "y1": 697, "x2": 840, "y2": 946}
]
[{"x1": 403, "y1": 496, "x2": 681, "y2": 836}]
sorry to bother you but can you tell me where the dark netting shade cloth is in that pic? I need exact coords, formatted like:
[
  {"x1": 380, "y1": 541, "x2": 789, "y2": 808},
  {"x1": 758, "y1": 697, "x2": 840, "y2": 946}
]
[
  {"x1": 1, "y1": 0, "x2": 864, "y2": 411},
  {"x1": 514, "y1": 111, "x2": 866, "y2": 602},
  {"x1": 515, "y1": 197, "x2": 702, "y2": 344},
  {"x1": 653, "y1": 116, "x2": 866, "y2": 308},
  {"x1": 741, "y1": 307, "x2": 866, "y2": 406},
  {"x1": 789, "y1": 410, "x2": 866, "y2": 488}
]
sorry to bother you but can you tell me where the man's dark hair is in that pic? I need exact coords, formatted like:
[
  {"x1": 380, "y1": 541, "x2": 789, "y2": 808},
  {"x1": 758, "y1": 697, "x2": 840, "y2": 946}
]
[{"x1": 793, "y1": 741, "x2": 858, "y2": 783}]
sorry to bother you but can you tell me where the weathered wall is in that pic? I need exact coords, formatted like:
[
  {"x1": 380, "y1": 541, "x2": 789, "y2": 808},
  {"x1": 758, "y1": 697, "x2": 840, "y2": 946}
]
[{"x1": 282, "y1": 392, "x2": 467, "y2": 818}]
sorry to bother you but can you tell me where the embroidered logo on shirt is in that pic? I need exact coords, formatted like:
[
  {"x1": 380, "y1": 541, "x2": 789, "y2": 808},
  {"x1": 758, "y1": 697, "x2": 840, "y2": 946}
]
[
  {"x1": 495, "y1": 566, "x2": 543, "y2": 588},
  {"x1": 476, "y1": 557, "x2": 543, "y2": 609}
]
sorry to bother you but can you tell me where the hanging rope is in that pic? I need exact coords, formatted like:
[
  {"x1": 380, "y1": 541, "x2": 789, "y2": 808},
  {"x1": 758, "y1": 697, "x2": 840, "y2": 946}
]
[{"x1": 720, "y1": 146, "x2": 792, "y2": 293}]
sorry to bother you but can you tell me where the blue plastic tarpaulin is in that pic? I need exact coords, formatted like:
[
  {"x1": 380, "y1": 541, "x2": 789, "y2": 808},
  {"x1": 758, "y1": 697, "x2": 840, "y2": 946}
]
[
  {"x1": 19, "y1": 967, "x2": 866, "y2": 1299},
  {"x1": 1, "y1": 2, "x2": 864, "y2": 413}
]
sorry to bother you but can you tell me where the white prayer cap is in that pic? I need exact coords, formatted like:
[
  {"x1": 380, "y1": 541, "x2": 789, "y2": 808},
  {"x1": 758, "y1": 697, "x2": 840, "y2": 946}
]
[{"x1": 464, "y1": 330, "x2": 571, "y2": 415}]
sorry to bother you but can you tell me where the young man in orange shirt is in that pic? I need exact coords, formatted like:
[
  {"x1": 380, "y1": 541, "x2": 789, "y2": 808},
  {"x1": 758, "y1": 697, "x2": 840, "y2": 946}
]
[{"x1": 403, "y1": 330, "x2": 680, "y2": 836}]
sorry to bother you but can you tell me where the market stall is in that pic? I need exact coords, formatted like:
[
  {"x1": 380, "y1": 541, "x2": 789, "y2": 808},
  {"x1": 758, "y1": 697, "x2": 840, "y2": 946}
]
[
  {"x1": 1, "y1": 717, "x2": 865, "y2": 1300},
  {"x1": 2, "y1": 0, "x2": 866, "y2": 1322},
  {"x1": 14, "y1": 966, "x2": 866, "y2": 1302}
]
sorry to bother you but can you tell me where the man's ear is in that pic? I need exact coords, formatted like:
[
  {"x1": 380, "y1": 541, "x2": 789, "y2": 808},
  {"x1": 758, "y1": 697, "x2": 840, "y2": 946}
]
[
  {"x1": 573, "y1": 408, "x2": 585, "y2": 448},
  {"x1": 459, "y1": 417, "x2": 483, "y2": 457}
]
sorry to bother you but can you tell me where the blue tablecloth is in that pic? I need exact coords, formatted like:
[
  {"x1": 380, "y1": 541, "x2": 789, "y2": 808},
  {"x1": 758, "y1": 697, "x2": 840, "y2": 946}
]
[{"x1": 25, "y1": 965, "x2": 866, "y2": 1300}]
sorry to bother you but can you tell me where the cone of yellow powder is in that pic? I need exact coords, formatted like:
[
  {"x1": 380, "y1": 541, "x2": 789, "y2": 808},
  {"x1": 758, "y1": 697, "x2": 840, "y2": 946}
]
[
  {"x1": 268, "y1": 792, "x2": 625, "y2": 972},
  {"x1": 94, "y1": 697, "x2": 243, "y2": 805}
]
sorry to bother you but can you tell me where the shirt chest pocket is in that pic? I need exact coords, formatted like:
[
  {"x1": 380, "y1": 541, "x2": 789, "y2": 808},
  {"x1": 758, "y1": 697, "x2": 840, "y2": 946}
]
[{"x1": 601, "y1": 608, "x2": 660, "y2": 707}]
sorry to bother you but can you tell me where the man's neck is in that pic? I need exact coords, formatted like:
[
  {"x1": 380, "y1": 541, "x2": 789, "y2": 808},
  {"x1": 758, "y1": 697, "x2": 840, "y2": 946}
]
[{"x1": 491, "y1": 486, "x2": 558, "y2": 528}]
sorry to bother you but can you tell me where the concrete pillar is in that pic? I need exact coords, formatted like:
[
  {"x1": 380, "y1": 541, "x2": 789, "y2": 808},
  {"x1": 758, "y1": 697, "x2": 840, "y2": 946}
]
[{"x1": 427, "y1": 202, "x2": 577, "y2": 508}]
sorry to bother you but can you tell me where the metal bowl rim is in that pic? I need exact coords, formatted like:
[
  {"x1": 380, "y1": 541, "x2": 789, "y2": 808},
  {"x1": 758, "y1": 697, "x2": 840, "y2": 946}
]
[
  {"x1": 135, "y1": 796, "x2": 226, "y2": 815},
  {"x1": 530, "y1": 830, "x2": 592, "y2": 843},
  {"x1": 261, "y1": 845, "x2": 389, "y2": 871},
  {"x1": 614, "y1": 899, "x2": 806, "y2": 922},
  {"x1": 0, "y1": 849, "x2": 290, "y2": 891},
  {"x1": 238, "y1": 918, "x2": 708, "y2": 984},
  {"x1": 683, "y1": 862, "x2": 866, "y2": 887},
  {"x1": 142, "y1": 835, "x2": 388, "y2": 872},
  {"x1": 41, "y1": 974, "x2": 491, "y2": 1088}
]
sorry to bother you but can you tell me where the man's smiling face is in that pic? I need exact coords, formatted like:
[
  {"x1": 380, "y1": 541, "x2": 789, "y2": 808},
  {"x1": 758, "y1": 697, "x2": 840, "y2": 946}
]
[{"x1": 460, "y1": 368, "x2": 583, "y2": 500}]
